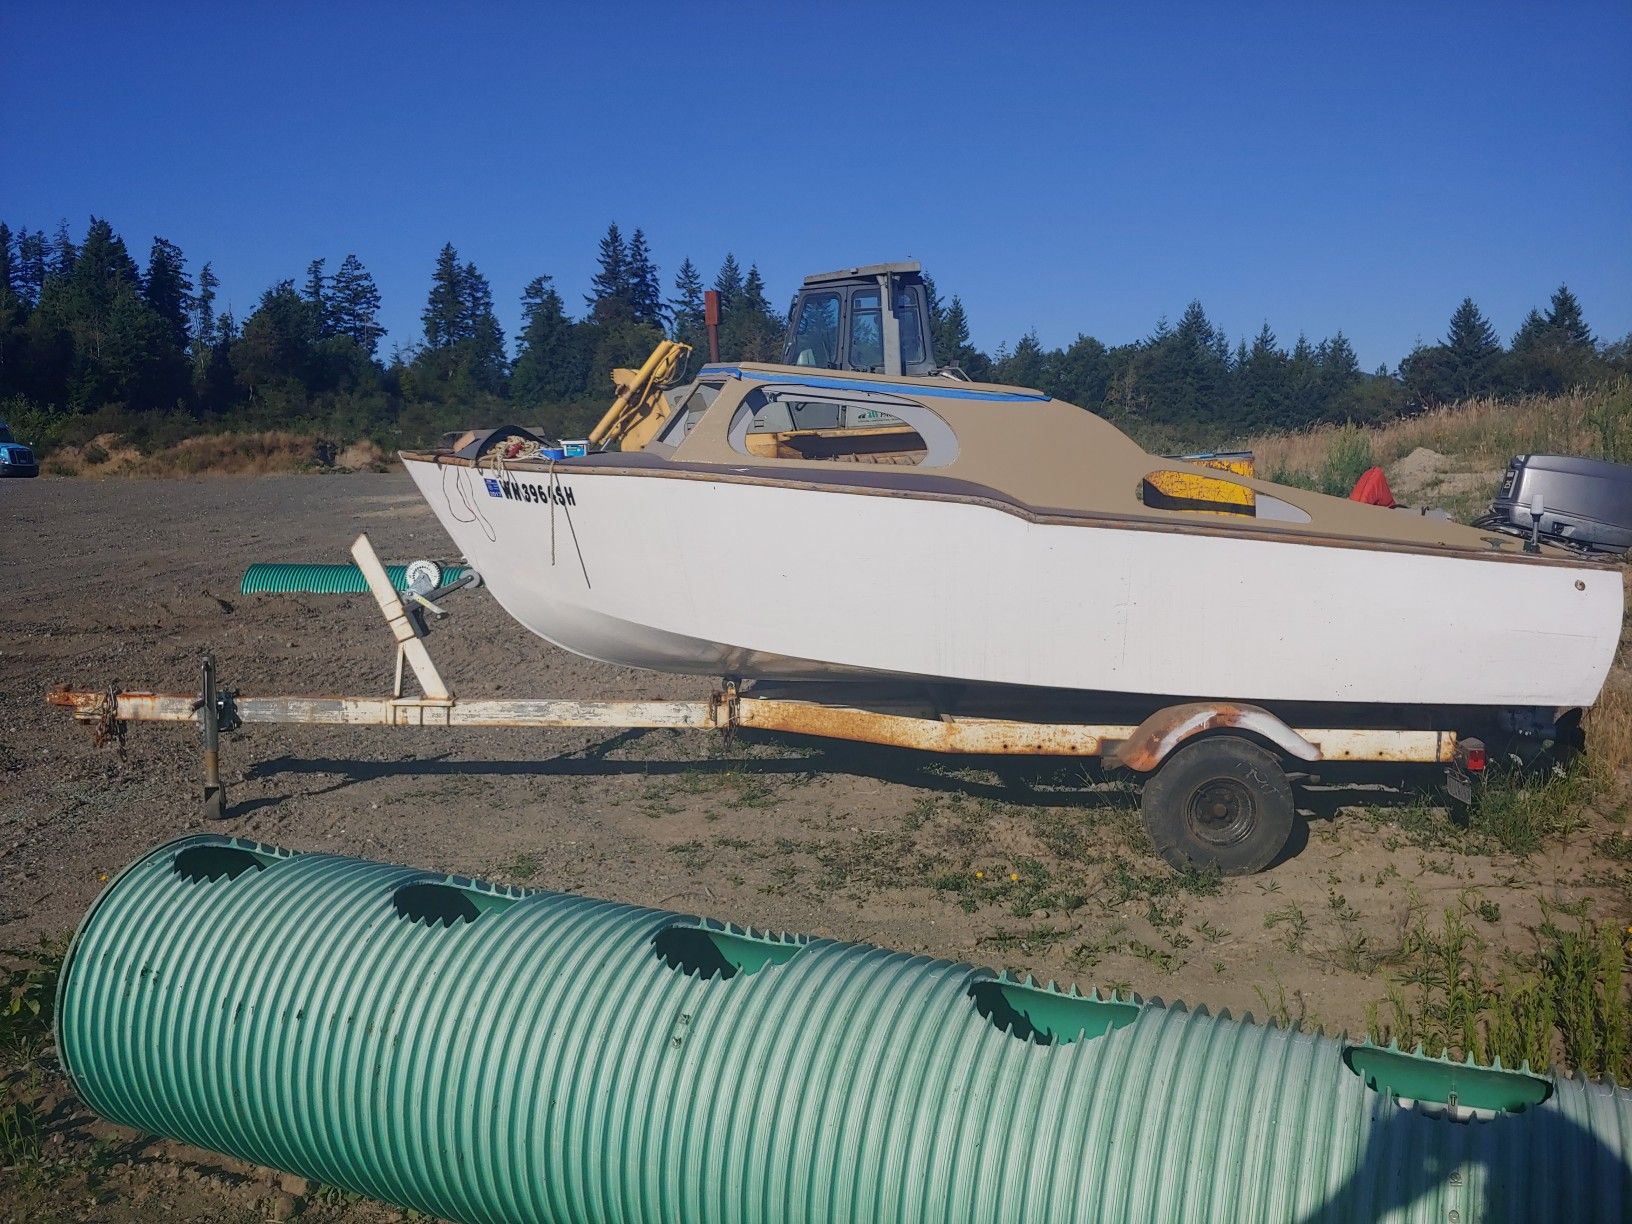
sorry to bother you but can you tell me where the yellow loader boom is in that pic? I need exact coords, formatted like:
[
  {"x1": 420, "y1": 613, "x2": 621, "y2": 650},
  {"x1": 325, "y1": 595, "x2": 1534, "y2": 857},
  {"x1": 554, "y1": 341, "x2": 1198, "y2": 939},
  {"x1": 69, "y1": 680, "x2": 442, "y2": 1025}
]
[{"x1": 587, "y1": 340, "x2": 692, "y2": 452}]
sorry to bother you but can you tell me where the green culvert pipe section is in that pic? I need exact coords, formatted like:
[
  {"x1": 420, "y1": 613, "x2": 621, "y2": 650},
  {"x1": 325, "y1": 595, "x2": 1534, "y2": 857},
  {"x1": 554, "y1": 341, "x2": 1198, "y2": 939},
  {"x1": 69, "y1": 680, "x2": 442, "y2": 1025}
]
[
  {"x1": 239, "y1": 562, "x2": 467, "y2": 595},
  {"x1": 59, "y1": 836, "x2": 1632, "y2": 1224}
]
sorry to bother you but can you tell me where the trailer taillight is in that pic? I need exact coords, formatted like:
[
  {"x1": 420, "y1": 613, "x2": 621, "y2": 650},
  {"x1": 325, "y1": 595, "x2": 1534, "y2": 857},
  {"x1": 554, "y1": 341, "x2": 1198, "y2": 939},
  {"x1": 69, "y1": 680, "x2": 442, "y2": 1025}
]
[{"x1": 1459, "y1": 740, "x2": 1487, "y2": 773}]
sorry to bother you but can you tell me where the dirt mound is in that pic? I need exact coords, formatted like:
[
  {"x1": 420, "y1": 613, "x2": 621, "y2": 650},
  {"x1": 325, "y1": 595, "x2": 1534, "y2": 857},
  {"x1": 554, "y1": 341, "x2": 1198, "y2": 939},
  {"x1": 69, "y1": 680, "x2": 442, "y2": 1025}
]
[
  {"x1": 336, "y1": 439, "x2": 389, "y2": 471},
  {"x1": 1387, "y1": 445, "x2": 1502, "y2": 506},
  {"x1": 42, "y1": 431, "x2": 143, "y2": 475},
  {"x1": 1387, "y1": 446, "x2": 1447, "y2": 498},
  {"x1": 40, "y1": 431, "x2": 397, "y2": 477}
]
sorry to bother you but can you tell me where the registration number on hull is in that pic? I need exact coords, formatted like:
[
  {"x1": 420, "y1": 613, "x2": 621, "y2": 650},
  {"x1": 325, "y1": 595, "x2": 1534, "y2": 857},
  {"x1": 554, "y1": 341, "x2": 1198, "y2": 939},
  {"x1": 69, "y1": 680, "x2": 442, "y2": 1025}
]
[{"x1": 485, "y1": 477, "x2": 577, "y2": 506}]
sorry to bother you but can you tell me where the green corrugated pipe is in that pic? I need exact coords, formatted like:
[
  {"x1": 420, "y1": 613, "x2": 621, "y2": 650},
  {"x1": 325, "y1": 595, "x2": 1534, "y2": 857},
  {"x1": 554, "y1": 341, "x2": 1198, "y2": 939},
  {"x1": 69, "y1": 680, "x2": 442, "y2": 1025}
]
[
  {"x1": 240, "y1": 562, "x2": 467, "y2": 595},
  {"x1": 58, "y1": 836, "x2": 1632, "y2": 1223}
]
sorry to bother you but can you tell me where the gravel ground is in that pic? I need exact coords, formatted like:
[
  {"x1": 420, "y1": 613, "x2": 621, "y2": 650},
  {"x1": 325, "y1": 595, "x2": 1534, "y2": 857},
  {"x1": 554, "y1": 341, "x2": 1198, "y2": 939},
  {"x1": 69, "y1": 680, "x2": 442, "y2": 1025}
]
[{"x1": 3, "y1": 471, "x2": 1627, "y2": 1220}]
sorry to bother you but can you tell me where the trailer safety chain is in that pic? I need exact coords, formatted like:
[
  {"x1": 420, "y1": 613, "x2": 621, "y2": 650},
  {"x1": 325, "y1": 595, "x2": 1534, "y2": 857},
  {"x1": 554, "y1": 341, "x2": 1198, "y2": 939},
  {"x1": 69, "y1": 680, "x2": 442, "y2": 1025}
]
[
  {"x1": 92, "y1": 685, "x2": 126, "y2": 754},
  {"x1": 712, "y1": 681, "x2": 742, "y2": 749}
]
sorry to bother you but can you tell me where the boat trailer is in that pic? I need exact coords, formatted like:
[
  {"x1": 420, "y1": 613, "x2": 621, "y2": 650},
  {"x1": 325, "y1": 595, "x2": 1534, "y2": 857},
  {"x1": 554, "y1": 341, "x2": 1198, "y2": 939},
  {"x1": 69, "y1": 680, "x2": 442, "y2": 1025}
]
[{"x1": 46, "y1": 534, "x2": 1479, "y2": 874}]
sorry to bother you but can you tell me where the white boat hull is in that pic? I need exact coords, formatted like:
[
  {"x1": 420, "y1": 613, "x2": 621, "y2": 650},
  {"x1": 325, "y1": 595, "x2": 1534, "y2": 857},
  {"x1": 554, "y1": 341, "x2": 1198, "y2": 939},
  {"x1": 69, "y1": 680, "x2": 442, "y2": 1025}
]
[{"x1": 405, "y1": 460, "x2": 1622, "y2": 709}]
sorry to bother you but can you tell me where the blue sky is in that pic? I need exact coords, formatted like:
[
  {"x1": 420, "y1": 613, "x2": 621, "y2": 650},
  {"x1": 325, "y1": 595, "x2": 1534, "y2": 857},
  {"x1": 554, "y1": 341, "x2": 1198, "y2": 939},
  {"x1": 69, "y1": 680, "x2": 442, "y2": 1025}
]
[{"x1": 4, "y1": 2, "x2": 1628, "y2": 371}]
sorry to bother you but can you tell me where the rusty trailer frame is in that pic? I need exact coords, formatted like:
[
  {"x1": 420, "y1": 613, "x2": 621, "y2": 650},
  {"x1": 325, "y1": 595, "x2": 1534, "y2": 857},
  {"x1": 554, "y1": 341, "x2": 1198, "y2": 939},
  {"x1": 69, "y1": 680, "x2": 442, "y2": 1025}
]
[{"x1": 44, "y1": 533, "x2": 1459, "y2": 822}]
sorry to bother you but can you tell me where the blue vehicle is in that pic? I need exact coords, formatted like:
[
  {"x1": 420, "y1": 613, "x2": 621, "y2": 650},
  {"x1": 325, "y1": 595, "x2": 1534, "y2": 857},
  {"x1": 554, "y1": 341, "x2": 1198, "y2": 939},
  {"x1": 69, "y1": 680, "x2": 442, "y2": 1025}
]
[{"x1": 0, "y1": 420, "x2": 39, "y2": 477}]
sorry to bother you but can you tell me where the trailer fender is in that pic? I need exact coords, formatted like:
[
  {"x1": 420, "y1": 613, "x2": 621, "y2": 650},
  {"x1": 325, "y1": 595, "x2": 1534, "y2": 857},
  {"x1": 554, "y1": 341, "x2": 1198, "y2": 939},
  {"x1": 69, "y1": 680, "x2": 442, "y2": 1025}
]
[{"x1": 1111, "y1": 702, "x2": 1319, "y2": 772}]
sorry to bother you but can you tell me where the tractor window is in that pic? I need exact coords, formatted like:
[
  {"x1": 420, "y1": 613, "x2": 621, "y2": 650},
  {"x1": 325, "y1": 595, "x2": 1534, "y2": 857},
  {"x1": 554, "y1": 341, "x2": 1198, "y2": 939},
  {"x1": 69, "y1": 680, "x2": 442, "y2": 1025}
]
[
  {"x1": 789, "y1": 293, "x2": 840, "y2": 367},
  {"x1": 894, "y1": 289, "x2": 925, "y2": 366},
  {"x1": 848, "y1": 290, "x2": 884, "y2": 371}
]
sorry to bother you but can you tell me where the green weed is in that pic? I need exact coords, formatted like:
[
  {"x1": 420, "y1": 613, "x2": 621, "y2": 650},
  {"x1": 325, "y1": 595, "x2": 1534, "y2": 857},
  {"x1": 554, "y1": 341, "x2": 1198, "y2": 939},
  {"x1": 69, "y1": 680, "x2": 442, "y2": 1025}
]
[
  {"x1": 1264, "y1": 903, "x2": 1310, "y2": 952},
  {"x1": 1367, "y1": 898, "x2": 1632, "y2": 1080},
  {"x1": 498, "y1": 852, "x2": 541, "y2": 881},
  {"x1": 1317, "y1": 424, "x2": 1374, "y2": 496},
  {"x1": 1, "y1": 941, "x2": 62, "y2": 1059}
]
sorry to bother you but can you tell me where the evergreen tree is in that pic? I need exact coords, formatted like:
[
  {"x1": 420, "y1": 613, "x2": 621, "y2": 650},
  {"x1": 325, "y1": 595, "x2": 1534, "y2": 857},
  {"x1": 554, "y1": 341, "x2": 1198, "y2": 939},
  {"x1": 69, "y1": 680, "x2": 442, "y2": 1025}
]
[
  {"x1": 42, "y1": 218, "x2": 185, "y2": 411},
  {"x1": 0, "y1": 223, "x2": 14, "y2": 307},
  {"x1": 1399, "y1": 341, "x2": 1452, "y2": 405},
  {"x1": 329, "y1": 253, "x2": 383, "y2": 356},
  {"x1": 1439, "y1": 297, "x2": 1502, "y2": 399},
  {"x1": 670, "y1": 258, "x2": 704, "y2": 328},
  {"x1": 68, "y1": 217, "x2": 140, "y2": 302},
  {"x1": 512, "y1": 274, "x2": 586, "y2": 406},
  {"x1": 1321, "y1": 331, "x2": 1361, "y2": 380},
  {"x1": 712, "y1": 254, "x2": 744, "y2": 314},
  {"x1": 458, "y1": 260, "x2": 507, "y2": 393},
  {"x1": 586, "y1": 223, "x2": 631, "y2": 321},
  {"x1": 0, "y1": 224, "x2": 22, "y2": 399},
  {"x1": 998, "y1": 329, "x2": 1049, "y2": 388},
  {"x1": 1237, "y1": 323, "x2": 1289, "y2": 429},
  {"x1": 188, "y1": 261, "x2": 236, "y2": 411},
  {"x1": 1313, "y1": 331, "x2": 1365, "y2": 422},
  {"x1": 1511, "y1": 308, "x2": 1549, "y2": 350},
  {"x1": 191, "y1": 262, "x2": 218, "y2": 355},
  {"x1": 668, "y1": 257, "x2": 708, "y2": 357},
  {"x1": 938, "y1": 296, "x2": 988, "y2": 377},
  {"x1": 1545, "y1": 284, "x2": 1594, "y2": 350},
  {"x1": 1120, "y1": 300, "x2": 1231, "y2": 429},
  {"x1": 304, "y1": 258, "x2": 332, "y2": 337},
  {"x1": 937, "y1": 295, "x2": 970, "y2": 358},
  {"x1": 14, "y1": 229, "x2": 46, "y2": 307},
  {"x1": 142, "y1": 237, "x2": 192, "y2": 352},
  {"x1": 1276, "y1": 333, "x2": 1326, "y2": 424},
  {"x1": 626, "y1": 228, "x2": 664, "y2": 328},
  {"x1": 233, "y1": 279, "x2": 319, "y2": 393},
  {"x1": 414, "y1": 249, "x2": 506, "y2": 397},
  {"x1": 98, "y1": 281, "x2": 181, "y2": 410},
  {"x1": 717, "y1": 263, "x2": 782, "y2": 361},
  {"x1": 1049, "y1": 333, "x2": 1111, "y2": 407},
  {"x1": 422, "y1": 244, "x2": 464, "y2": 349},
  {"x1": 1506, "y1": 285, "x2": 1600, "y2": 394},
  {"x1": 739, "y1": 264, "x2": 773, "y2": 318},
  {"x1": 49, "y1": 221, "x2": 78, "y2": 283}
]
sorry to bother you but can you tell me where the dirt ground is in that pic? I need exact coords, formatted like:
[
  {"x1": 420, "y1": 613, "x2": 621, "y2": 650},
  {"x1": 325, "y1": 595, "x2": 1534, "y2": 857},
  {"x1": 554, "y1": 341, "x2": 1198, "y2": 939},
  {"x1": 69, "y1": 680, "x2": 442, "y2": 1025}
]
[{"x1": 3, "y1": 473, "x2": 1629, "y2": 1220}]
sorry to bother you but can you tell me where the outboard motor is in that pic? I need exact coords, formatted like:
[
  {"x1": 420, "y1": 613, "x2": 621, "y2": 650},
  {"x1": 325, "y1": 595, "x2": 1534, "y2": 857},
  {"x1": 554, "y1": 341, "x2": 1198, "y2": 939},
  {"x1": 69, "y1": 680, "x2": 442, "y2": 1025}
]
[{"x1": 1479, "y1": 454, "x2": 1632, "y2": 555}]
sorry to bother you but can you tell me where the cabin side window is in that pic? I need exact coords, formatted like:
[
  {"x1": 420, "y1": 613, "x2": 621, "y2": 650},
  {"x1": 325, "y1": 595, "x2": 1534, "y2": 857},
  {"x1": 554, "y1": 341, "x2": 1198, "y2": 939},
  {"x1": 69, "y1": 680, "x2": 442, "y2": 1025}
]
[
  {"x1": 728, "y1": 389, "x2": 958, "y2": 468},
  {"x1": 848, "y1": 291, "x2": 884, "y2": 371},
  {"x1": 789, "y1": 293, "x2": 840, "y2": 368},
  {"x1": 654, "y1": 382, "x2": 721, "y2": 449},
  {"x1": 893, "y1": 289, "x2": 925, "y2": 367}
]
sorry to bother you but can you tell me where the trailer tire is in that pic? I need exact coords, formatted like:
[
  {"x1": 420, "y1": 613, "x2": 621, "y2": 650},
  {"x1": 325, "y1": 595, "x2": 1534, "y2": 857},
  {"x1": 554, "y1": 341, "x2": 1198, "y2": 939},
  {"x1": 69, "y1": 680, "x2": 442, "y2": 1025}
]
[{"x1": 1141, "y1": 736, "x2": 1294, "y2": 876}]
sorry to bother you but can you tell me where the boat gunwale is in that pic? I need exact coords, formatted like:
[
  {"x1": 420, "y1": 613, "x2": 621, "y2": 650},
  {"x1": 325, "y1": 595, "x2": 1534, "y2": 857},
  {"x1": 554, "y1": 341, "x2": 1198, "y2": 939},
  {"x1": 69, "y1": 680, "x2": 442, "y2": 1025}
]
[{"x1": 400, "y1": 450, "x2": 1613, "y2": 571}]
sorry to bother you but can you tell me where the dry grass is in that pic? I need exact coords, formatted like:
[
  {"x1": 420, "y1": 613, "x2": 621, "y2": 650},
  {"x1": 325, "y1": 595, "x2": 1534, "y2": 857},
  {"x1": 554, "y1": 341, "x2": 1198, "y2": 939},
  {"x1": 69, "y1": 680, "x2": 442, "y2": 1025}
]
[
  {"x1": 1579, "y1": 564, "x2": 1632, "y2": 777},
  {"x1": 43, "y1": 430, "x2": 394, "y2": 477},
  {"x1": 1248, "y1": 381, "x2": 1632, "y2": 486}
]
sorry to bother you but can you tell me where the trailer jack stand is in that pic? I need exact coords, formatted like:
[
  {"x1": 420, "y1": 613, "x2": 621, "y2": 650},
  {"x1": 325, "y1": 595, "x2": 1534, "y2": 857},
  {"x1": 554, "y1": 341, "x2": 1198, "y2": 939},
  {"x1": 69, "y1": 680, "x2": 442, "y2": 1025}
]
[{"x1": 195, "y1": 654, "x2": 240, "y2": 820}]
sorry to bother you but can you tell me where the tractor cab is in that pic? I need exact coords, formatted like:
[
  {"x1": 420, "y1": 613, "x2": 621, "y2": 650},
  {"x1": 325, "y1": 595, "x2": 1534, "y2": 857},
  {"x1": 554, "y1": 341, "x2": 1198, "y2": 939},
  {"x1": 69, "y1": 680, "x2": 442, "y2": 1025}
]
[{"x1": 780, "y1": 261, "x2": 937, "y2": 377}]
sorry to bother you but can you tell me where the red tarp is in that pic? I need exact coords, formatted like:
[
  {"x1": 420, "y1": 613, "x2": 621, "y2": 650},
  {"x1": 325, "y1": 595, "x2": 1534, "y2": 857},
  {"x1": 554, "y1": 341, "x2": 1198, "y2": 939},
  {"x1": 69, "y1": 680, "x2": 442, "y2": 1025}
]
[{"x1": 1349, "y1": 466, "x2": 1397, "y2": 508}]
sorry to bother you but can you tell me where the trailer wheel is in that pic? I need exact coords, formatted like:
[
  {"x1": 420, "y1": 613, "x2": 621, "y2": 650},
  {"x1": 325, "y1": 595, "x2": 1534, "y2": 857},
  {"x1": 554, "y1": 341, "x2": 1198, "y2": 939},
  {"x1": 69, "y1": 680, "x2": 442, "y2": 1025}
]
[{"x1": 1141, "y1": 737, "x2": 1294, "y2": 875}]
